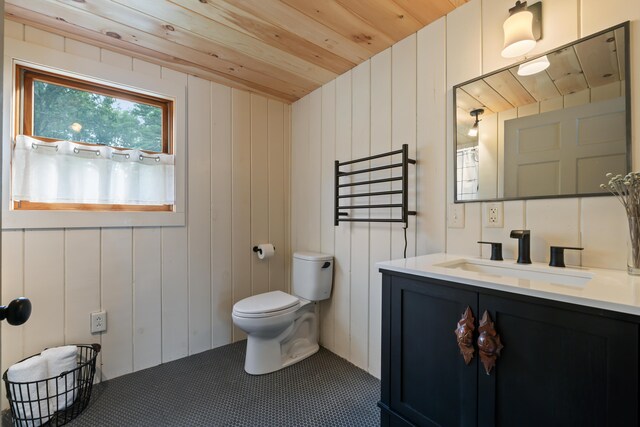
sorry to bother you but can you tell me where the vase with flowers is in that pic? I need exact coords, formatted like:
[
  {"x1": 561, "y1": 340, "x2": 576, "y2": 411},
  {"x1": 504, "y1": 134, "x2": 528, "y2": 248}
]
[{"x1": 601, "y1": 172, "x2": 640, "y2": 275}]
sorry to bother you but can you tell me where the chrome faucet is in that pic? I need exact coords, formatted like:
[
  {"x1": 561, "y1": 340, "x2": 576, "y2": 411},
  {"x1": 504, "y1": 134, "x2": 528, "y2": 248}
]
[{"x1": 510, "y1": 230, "x2": 531, "y2": 264}]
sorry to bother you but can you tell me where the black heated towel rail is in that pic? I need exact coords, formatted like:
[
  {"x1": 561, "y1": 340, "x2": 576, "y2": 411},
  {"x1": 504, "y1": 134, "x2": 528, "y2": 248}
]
[{"x1": 334, "y1": 144, "x2": 416, "y2": 227}]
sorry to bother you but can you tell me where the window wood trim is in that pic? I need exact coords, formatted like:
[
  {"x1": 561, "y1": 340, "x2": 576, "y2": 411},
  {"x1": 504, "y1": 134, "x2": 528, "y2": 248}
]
[
  {"x1": 17, "y1": 64, "x2": 173, "y2": 154},
  {"x1": 13, "y1": 201, "x2": 172, "y2": 212}
]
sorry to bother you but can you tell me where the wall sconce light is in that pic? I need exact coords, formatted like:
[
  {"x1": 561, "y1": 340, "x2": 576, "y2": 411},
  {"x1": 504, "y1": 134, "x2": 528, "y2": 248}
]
[
  {"x1": 517, "y1": 55, "x2": 550, "y2": 76},
  {"x1": 502, "y1": 1, "x2": 543, "y2": 58},
  {"x1": 468, "y1": 108, "x2": 484, "y2": 138}
]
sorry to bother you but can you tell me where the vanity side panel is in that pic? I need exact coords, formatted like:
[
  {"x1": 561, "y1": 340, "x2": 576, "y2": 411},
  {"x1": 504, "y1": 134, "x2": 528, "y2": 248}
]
[{"x1": 379, "y1": 272, "x2": 391, "y2": 426}]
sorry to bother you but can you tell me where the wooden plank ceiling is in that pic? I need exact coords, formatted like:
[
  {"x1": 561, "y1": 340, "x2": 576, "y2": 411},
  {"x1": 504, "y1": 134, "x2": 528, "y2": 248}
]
[{"x1": 5, "y1": 0, "x2": 467, "y2": 103}]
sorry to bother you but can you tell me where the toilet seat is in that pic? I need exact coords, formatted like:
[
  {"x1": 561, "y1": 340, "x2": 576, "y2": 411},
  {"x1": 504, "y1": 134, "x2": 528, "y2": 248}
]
[{"x1": 233, "y1": 291, "x2": 300, "y2": 319}]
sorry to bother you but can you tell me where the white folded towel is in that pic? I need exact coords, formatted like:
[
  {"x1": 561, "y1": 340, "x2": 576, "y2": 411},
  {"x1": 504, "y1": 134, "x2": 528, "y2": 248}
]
[
  {"x1": 7, "y1": 355, "x2": 50, "y2": 426},
  {"x1": 41, "y1": 345, "x2": 78, "y2": 412}
]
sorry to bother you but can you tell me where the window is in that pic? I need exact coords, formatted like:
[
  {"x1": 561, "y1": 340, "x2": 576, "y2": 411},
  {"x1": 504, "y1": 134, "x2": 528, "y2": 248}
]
[{"x1": 13, "y1": 64, "x2": 175, "y2": 211}]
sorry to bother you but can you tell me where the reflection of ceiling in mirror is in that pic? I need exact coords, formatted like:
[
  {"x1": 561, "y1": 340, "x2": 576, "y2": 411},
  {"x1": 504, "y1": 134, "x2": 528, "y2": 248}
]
[{"x1": 456, "y1": 29, "x2": 625, "y2": 116}]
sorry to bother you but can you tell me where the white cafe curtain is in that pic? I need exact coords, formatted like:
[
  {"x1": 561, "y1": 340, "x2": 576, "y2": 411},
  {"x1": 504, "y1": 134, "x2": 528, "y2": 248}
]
[
  {"x1": 456, "y1": 146, "x2": 479, "y2": 199},
  {"x1": 12, "y1": 135, "x2": 175, "y2": 205}
]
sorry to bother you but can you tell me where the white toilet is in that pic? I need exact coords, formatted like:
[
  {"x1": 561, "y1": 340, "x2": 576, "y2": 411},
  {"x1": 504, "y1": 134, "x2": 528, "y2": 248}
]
[{"x1": 232, "y1": 251, "x2": 333, "y2": 375}]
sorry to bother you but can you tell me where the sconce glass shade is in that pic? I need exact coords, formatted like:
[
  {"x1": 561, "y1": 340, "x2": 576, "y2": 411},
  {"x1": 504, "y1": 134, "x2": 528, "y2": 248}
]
[
  {"x1": 468, "y1": 124, "x2": 478, "y2": 137},
  {"x1": 517, "y1": 55, "x2": 550, "y2": 76},
  {"x1": 502, "y1": 10, "x2": 536, "y2": 58},
  {"x1": 468, "y1": 108, "x2": 484, "y2": 138}
]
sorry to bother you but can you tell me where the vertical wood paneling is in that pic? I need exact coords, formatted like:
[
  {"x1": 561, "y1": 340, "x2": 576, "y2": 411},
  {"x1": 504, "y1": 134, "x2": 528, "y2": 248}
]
[
  {"x1": 349, "y1": 62, "x2": 371, "y2": 369},
  {"x1": 133, "y1": 227, "x2": 162, "y2": 371},
  {"x1": 333, "y1": 71, "x2": 352, "y2": 359},
  {"x1": 319, "y1": 81, "x2": 336, "y2": 350},
  {"x1": 211, "y1": 82, "x2": 233, "y2": 347},
  {"x1": 100, "y1": 49, "x2": 133, "y2": 70},
  {"x1": 368, "y1": 48, "x2": 392, "y2": 378},
  {"x1": 24, "y1": 25, "x2": 64, "y2": 51},
  {"x1": 231, "y1": 89, "x2": 252, "y2": 341},
  {"x1": 132, "y1": 58, "x2": 162, "y2": 79},
  {"x1": 581, "y1": 197, "x2": 627, "y2": 270},
  {"x1": 5, "y1": 0, "x2": 638, "y2": 397},
  {"x1": 64, "y1": 38, "x2": 100, "y2": 61},
  {"x1": 64, "y1": 229, "x2": 101, "y2": 346},
  {"x1": 23, "y1": 230, "x2": 64, "y2": 356},
  {"x1": 160, "y1": 66, "x2": 190, "y2": 361},
  {"x1": 291, "y1": 96, "x2": 309, "y2": 253},
  {"x1": 161, "y1": 226, "x2": 189, "y2": 361},
  {"x1": 187, "y1": 75, "x2": 212, "y2": 355},
  {"x1": 101, "y1": 228, "x2": 133, "y2": 379},
  {"x1": 448, "y1": 203, "x2": 482, "y2": 256},
  {"x1": 2, "y1": 26, "x2": 292, "y2": 408},
  {"x1": 251, "y1": 94, "x2": 270, "y2": 296},
  {"x1": 391, "y1": 35, "x2": 417, "y2": 259},
  {"x1": 284, "y1": 104, "x2": 292, "y2": 293},
  {"x1": 416, "y1": 19, "x2": 447, "y2": 256},
  {"x1": 290, "y1": 0, "x2": 639, "y2": 381},
  {"x1": 4, "y1": 19, "x2": 24, "y2": 40},
  {"x1": 1, "y1": 231, "x2": 25, "y2": 409},
  {"x1": 446, "y1": 1, "x2": 482, "y2": 88},
  {"x1": 268, "y1": 100, "x2": 287, "y2": 293},
  {"x1": 526, "y1": 199, "x2": 581, "y2": 265},
  {"x1": 445, "y1": 0, "x2": 482, "y2": 255},
  {"x1": 307, "y1": 89, "x2": 323, "y2": 251}
]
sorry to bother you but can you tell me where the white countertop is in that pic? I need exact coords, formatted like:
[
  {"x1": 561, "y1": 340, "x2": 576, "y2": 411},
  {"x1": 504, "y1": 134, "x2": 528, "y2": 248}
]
[{"x1": 377, "y1": 253, "x2": 640, "y2": 317}]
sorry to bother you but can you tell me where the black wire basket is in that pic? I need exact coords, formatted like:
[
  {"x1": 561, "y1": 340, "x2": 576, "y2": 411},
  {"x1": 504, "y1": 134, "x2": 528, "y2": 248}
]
[{"x1": 3, "y1": 344, "x2": 101, "y2": 426}]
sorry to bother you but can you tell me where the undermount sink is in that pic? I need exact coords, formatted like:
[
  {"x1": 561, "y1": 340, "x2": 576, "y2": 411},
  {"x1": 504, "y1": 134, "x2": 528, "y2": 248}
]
[{"x1": 434, "y1": 258, "x2": 593, "y2": 287}]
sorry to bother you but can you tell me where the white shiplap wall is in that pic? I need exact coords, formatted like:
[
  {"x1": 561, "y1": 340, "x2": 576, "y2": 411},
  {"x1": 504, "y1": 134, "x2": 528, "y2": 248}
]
[
  {"x1": 291, "y1": 0, "x2": 640, "y2": 378},
  {"x1": 291, "y1": 20, "x2": 447, "y2": 378},
  {"x1": 1, "y1": 21, "x2": 291, "y2": 407}
]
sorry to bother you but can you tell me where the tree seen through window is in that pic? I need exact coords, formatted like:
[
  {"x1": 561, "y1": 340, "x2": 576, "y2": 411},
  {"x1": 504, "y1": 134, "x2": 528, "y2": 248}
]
[{"x1": 33, "y1": 80, "x2": 163, "y2": 152}]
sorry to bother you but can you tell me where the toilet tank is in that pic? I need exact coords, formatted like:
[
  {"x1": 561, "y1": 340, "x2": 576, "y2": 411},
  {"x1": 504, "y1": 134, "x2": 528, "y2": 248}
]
[{"x1": 292, "y1": 252, "x2": 334, "y2": 301}]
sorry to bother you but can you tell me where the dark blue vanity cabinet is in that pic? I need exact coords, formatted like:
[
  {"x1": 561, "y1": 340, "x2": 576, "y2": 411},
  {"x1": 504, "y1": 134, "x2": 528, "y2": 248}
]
[{"x1": 379, "y1": 270, "x2": 639, "y2": 427}]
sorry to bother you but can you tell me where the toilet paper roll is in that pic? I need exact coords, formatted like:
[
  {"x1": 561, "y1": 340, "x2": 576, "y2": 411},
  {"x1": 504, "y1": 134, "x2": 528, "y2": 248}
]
[{"x1": 257, "y1": 243, "x2": 275, "y2": 260}]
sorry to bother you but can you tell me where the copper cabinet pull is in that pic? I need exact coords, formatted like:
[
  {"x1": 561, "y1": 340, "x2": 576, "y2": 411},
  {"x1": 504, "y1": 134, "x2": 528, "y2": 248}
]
[
  {"x1": 454, "y1": 306, "x2": 475, "y2": 364},
  {"x1": 477, "y1": 310, "x2": 504, "y2": 375}
]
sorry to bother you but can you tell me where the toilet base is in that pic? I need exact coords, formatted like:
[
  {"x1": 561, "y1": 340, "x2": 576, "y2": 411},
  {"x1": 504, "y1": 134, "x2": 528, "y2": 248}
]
[
  {"x1": 244, "y1": 308, "x2": 319, "y2": 375},
  {"x1": 282, "y1": 340, "x2": 319, "y2": 369}
]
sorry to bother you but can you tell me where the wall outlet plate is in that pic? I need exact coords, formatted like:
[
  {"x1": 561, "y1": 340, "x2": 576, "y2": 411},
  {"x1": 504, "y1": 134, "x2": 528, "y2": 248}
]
[
  {"x1": 484, "y1": 202, "x2": 503, "y2": 228},
  {"x1": 91, "y1": 311, "x2": 107, "y2": 334},
  {"x1": 448, "y1": 203, "x2": 465, "y2": 228}
]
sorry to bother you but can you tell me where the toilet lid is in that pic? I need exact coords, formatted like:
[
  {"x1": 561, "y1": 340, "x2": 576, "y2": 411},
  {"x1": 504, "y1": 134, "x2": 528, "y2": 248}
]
[{"x1": 233, "y1": 291, "x2": 299, "y2": 315}]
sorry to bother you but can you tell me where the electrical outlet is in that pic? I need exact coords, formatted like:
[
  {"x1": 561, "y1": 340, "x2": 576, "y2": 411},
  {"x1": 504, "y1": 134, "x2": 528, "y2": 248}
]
[
  {"x1": 91, "y1": 311, "x2": 107, "y2": 334},
  {"x1": 484, "y1": 202, "x2": 503, "y2": 228},
  {"x1": 448, "y1": 203, "x2": 465, "y2": 228}
]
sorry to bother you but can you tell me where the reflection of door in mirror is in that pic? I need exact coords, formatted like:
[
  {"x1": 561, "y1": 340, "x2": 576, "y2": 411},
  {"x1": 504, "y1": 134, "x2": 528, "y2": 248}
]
[{"x1": 503, "y1": 97, "x2": 626, "y2": 198}]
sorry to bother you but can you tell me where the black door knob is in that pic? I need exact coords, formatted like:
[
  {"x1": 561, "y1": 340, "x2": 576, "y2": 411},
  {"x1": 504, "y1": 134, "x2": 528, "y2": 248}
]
[{"x1": 0, "y1": 297, "x2": 32, "y2": 326}]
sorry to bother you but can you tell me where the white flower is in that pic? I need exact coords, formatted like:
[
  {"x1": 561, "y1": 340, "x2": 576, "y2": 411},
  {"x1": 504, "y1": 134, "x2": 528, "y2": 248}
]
[{"x1": 602, "y1": 171, "x2": 640, "y2": 218}]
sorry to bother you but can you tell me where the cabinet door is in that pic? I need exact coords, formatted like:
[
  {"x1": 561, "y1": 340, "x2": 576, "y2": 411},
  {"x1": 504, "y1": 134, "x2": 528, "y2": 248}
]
[
  {"x1": 389, "y1": 276, "x2": 478, "y2": 426},
  {"x1": 478, "y1": 294, "x2": 639, "y2": 427}
]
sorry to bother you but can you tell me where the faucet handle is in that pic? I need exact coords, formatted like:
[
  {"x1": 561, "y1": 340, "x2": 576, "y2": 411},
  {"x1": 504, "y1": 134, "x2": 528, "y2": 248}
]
[
  {"x1": 478, "y1": 241, "x2": 504, "y2": 261},
  {"x1": 549, "y1": 246, "x2": 583, "y2": 268}
]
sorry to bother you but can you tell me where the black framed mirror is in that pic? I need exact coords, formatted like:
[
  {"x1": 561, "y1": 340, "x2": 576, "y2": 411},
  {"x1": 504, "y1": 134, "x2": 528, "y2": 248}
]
[{"x1": 453, "y1": 21, "x2": 630, "y2": 202}]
